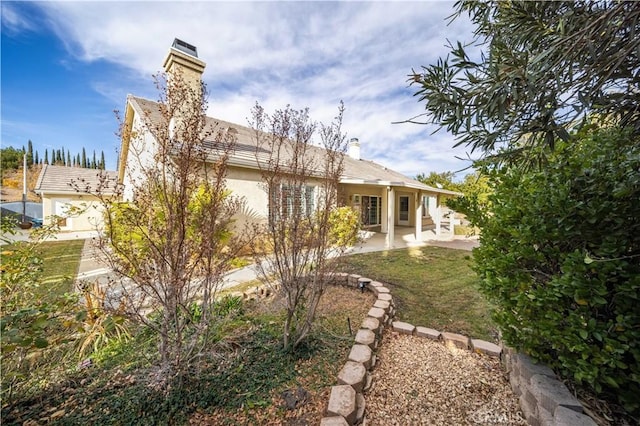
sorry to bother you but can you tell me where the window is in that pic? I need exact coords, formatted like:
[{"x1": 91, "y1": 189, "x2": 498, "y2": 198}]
[
  {"x1": 422, "y1": 195, "x2": 430, "y2": 218},
  {"x1": 54, "y1": 200, "x2": 71, "y2": 229},
  {"x1": 269, "y1": 184, "x2": 315, "y2": 223}
]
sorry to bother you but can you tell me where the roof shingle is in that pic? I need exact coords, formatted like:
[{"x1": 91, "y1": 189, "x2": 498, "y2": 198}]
[
  {"x1": 128, "y1": 96, "x2": 460, "y2": 195},
  {"x1": 35, "y1": 165, "x2": 119, "y2": 195}
]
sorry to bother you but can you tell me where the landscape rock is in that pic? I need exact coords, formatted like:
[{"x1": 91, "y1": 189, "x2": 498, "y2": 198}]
[
  {"x1": 367, "y1": 307, "x2": 385, "y2": 322},
  {"x1": 373, "y1": 300, "x2": 390, "y2": 311},
  {"x1": 361, "y1": 317, "x2": 381, "y2": 334},
  {"x1": 530, "y1": 374, "x2": 583, "y2": 414},
  {"x1": 327, "y1": 385, "x2": 357, "y2": 424},
  {"x1": 516, "y1": 354, "x2": 556, "y2": 383},
  {"x1": 348, "y1": 274, "x2": 362, "y2": 287},
  {"x1": 519, "y1": 393, "x2": 538, "y2": 424},
  {"x1": 320, "y1": 416, "x2": 349, "y2": 426},
  {"x1": 356, "y1": 393, "x2": 366, "y2": 423},
  {"x1": 416, "y1": 326, "x2": 440, "y2": 340},
  {"x1": 471, "y1": 339, "x2": 502, "y2": 357},
  {"x1": 377, "y1": 293, "x2": 393, "y2": 303},
  {"x1": 441, "y1": 332, "x2": 470, "y2": 349},
  {"x1": 328, "y1": 272, "x2": 349, "y2": 286},
  {"x1": 337, "y1": 361, "x2": 367, "y2": 392},
  {"x1": 349, "y1": 344, "x2": 373, "y2": 369},
  {"x1": 553, "y1": 406, "x2": 598, "y2": 426},
  {"x1": 355, "y1": 329, "x2": 376, "y2": 349},
  {"x1": 392, "y1": 321, "x2": 415, "y2": 335}
]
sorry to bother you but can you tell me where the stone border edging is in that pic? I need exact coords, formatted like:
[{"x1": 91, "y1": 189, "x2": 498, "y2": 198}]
[
  {"x1": 320, "y1": 273, "x2": 596, "y2": 426},
  {"x1": 320, "y1": 273, "x2": 394, "y2": 425}
]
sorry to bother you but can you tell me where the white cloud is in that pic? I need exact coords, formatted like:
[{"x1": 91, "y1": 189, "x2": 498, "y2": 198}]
[
  {"x1": 1, "y1": 2, "x2": 39, "y2": 34},
  {"x1": 32, "y1": 1, "x2": 478, "y2": 177}
]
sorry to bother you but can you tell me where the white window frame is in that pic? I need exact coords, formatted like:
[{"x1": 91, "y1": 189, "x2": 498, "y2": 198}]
[{"x1": 269, "y1": 183, "x2": 316, "y2": 224}]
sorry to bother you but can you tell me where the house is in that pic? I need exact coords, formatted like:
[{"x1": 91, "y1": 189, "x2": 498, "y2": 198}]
[
  {"x1": 35, "y1": 165, "x2": 118, "y2": 232},
  {"x1": 118, "y1": 39, "x2": 459, "y2": 249}
]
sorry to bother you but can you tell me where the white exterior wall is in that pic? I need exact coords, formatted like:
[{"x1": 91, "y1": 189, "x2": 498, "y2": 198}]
[
  {"x1": 226, "y1": 166, "x2": 327, "y2": 225},
  {"x1": 122, "y1": 113, "x2": 160, "y2": 201},
  {"x1": 226, "y1": 166, "x2": 269, "y2": 220},
  {"x1": 42, "y1": 193, "x2": 109, "y2": 232}
]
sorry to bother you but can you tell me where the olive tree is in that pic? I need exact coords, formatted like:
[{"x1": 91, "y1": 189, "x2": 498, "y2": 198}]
[
  {"x1": 411, "y1": 0, "x2": 640, "y2": 167},
  {"x1": 412, "y1": 1, "x2": 640, "y2": 415}
]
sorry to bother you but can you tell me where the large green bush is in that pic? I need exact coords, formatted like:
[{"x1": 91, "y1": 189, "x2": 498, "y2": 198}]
[
  {"x1": 328, "y1": 206, "x2": 360, "y2": 247},
  {"x1": 467, "y1": 127, "x2": 640, "y2": 413}
]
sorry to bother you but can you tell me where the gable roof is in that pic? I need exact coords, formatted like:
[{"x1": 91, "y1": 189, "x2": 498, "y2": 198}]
[
  {"x1": 124, "y1": 96, "x2": 460, "y2": 196},
  {"x1": 35, "y1": 165, "x2": 119, "y2": 195}
]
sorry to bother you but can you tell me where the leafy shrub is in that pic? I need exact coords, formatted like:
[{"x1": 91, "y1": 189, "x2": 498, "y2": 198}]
[
  {"x1": 213, "y1": 295, "x2": 243, "y2": 317},
  {"x1": 328, "y1": 206, "x2": 360, "y2": 247},
  {"x1": 466, "y1": 127, "x2": 640, "y2": 413},
  {"x1": 76, "y1": 281, "x2": 130, "y2": 357},
  {"x1": 1, "y1": 217, "x2": 80, "y2": 400}
]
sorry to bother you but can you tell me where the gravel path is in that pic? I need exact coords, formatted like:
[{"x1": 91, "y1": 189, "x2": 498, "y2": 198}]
[{"x1": 365, "y1": 331, "x2": 527, "y2": 425}]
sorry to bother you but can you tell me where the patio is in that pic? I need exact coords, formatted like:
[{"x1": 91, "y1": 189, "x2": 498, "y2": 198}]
[{"x1": 349, "y1": 224, "x2": 478, "y2": 254}]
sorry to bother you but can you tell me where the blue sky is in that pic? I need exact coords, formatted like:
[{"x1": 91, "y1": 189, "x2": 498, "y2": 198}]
[{"x1": 1, "y1": 1, "x2": 476, "y2": 177}]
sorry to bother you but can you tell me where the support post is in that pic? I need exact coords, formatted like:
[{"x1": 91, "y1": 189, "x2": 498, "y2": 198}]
[
  {"x1": 415, "y1": 192, "x2": 423, "y2": 242},
  {"x1": 386, "y1": 187, "x2": 395, "y2": 249}
]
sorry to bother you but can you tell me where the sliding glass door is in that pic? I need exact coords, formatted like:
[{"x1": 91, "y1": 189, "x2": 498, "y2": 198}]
[{"x1": 361, "y1": 195, "x2": 381, "y2": 226}]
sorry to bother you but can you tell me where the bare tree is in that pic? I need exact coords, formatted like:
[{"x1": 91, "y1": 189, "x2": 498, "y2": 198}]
[
  {"x1": 249, "y1": 102, "x2": 357, "y2": 350},
  {"x1": 87, "y1": 70, "x2": 254, "y2": 378}
]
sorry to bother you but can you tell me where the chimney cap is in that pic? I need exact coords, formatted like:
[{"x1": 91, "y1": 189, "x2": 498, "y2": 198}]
[{"x1": 172, "y1": 38, "x2": 198, "y2": 58}]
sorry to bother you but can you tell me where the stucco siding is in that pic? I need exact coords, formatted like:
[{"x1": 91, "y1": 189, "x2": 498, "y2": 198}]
[
  {"x1": 122, "y1": 113, "x2": 159, "y2": 201},
  {"x1": 42, "y1": 194, "x2": 108, "y2": 232},
  {"x1": 226, "y1": 166, "x2": 269, "y2": 220}
]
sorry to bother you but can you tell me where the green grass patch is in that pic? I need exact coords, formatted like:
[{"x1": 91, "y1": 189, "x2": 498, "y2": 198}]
[
  {"x1": 38, "y1": 239, "x2": 84, "y2": 290},
  {"x1": 339, "y1": 246, "x2": 497, "y2": 341},
  {"x1": 1, "y1": 239, "x2": 84, "y2": 298}
]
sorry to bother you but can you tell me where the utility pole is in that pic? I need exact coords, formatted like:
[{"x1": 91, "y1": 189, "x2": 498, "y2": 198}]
[{"x1": 22, "y1": 153, "x2": 27, "y2": 224}]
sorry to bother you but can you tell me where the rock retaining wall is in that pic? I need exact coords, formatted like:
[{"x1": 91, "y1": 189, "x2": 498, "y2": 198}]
[
  {"x1": 320, "y1": 273, "x2": 596, "y2": 426},
  {"x1": 502, "y1": 349, "x2": 596, "y2": 426}
]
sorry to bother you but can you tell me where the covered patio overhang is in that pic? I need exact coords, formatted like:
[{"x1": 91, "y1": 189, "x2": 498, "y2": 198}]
[{"x1": 339, "y1": 178, "x2": 460, "y2": 249}]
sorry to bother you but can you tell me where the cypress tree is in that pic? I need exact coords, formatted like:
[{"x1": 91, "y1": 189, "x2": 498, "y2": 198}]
[
  {"x1": 76, "y1": 153, "x2": 81, "y2": 168},
  {"x1": 92, "y1": 150, "x2": 97, "y2": 169},
  {"x1": 35, "y1": 151, "x2": 39, "y2": 165},
  {"x1": 67, "y1": 152, "x2": 71, "y2": 166},
  {"x1": 44, "y1": 149, "x2": 49, "y2": 165},
  {"x1": 82, "y1": 148, "x2": 87, "y2": 168},
  {"x1": 100, "y1": 151, "x2": 106, "y2": 170},
  {"x1": 27, "y1": 140, "x2": 34, "y2": 166}
]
